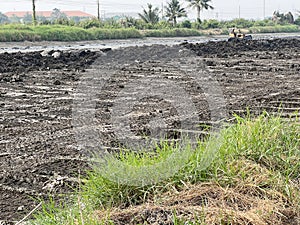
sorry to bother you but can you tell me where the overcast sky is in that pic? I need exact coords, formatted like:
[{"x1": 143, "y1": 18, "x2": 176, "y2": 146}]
[{"x1": 1, "y1": 0, "x2": 300, "y2": 20}]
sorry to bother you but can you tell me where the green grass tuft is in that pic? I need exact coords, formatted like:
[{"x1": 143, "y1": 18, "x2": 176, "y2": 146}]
[
  {"x1": 249, "y1": 24, "x2": 300, "y2": 33},
  {"x1": 30, "y1": 113, "x2": 300, "y2": 224}
]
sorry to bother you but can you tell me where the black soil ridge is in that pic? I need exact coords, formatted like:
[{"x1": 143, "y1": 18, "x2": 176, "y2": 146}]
[
  {"x1": 0, "y1": 49, "x2": 101, "y2": 74},
  {"x1": 181, "y1": 38, "x2": 300, "y2": 57}
]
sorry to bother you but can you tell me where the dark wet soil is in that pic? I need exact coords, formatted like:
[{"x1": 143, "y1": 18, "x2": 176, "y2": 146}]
[
  {"x1": 0, "y1": 38, "x2": 300, "y2": 223},
  {"x1": 181, "y1": 38, "x2": 300, "y2": 57},
  {"x1": 0, "y1": 49, "x2": 101, "y2": 74}
]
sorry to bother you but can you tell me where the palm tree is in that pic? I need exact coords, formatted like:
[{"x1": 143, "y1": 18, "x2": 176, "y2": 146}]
[
  {"x1": 186, "y1": 0, "x2": 214, "y2": 23},
  {"x1": 32, "y1": 0, "x2": 37, "y2": 25},
  {"x1": 165, "y1": 0, "x2": 187, "y2": 26},
  {"x1": 138, "y1": 3, "x2": 160, "y2": 25}
]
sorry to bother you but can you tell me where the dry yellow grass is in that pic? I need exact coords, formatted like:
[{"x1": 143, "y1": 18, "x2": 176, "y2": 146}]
[{"x1": 96, "y1": 160, "x2": 300, "y2": 225}]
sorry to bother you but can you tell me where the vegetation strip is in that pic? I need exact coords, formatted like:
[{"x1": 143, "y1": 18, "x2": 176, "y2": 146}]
[
  {"x1": 31, "y1": 113, "x2": 300, "y2": 224},
  {"x1": 1, "y1": 0, "x2": 300, "y2": 41},
  {"x1": 0, "y1": 24, "x2": 299, "y2": 42}
]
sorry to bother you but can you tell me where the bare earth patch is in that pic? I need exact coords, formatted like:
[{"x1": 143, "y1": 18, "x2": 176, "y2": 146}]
[{"x1": 0, "y1": 38, "x2": 300, "y2": 223}]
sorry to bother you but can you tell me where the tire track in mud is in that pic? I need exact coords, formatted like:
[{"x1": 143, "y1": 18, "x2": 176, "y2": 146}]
[
  {"x1": 1, "y1": 39, "x2": 300, "y2": 221},
  {"x1": 0, "y1": 52, "x2": 98, "y2": 221}
]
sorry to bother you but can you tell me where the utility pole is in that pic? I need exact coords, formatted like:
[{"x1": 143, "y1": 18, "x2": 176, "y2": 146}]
[
  {"x1": 239, "y1": 5, "x2": 241, "y2": 19},
  {"x1": 97, "y1": 0, "x2": 100, "y2": 21},
  {"x1": 161, "y1": 2, "x2": 164, "y2": 20},
  {"x1": 32, "y1": 0, "x2": 37, "y2": 25}
]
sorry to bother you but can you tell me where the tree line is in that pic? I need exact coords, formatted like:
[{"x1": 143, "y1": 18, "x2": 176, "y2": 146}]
[
  {"x1": 0, "y1": 0, "x2": 299, "y2": 30},
  {"x1": 31, "y1": 0, "x2": 214, "y2": 26},
  {"x1": 138, "y1": 1, "x2": 300, "y2": 27},
  {"x1": 139, "y1": 0, "x2": 213, "y2": 26}
]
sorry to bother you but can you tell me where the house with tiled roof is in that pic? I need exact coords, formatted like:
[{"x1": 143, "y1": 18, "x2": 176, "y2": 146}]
[{"x1": 5, "y1": 10, "x2": 94, "y2": 21}]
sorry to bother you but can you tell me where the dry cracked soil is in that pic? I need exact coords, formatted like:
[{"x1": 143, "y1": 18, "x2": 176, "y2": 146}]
[{"x1": 0, "y1": 38, "x2": 300, "y2": 223}]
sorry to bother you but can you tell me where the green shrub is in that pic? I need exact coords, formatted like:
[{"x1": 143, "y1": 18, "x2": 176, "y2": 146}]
[
  {"x1": 180, "y1": 20, "x2": 192, "y2": 28},
  {"x1": 250, "y1": 25, "x2": 299, "y2": 33},
  {"x1": 121, "y1": 17, "x2": 146, "y2": 29},
  {"x1": 79, "y1": 18, "x2": 101, "y2": 29},
  {"x1": 295, "y1": 17, "x2": 300, "y2": 26},
  {"x1": 253, "y1": 20, "x2": 267, "y2": 27},
  {"x1": 200, "y1": 19, "x2": 220, "y2": 29},
  {"x1": 191, "y1": 22, "x2": 201, "y2": 29},
  {"x1": 153, "y1": 20, "x2": 172, "y2": 29},
  {"x1": 101, "y1": 18, "x2": 123, "y2": 29},
  {"x1": 223, "y1": 18, "x2": 255, "y2": 28},
  {"x1": 53, "y1": 18, "x2": 75, "y2": 26},
  {"x1": 265, "y1": 19, "x2": 276, "y2": 26}
]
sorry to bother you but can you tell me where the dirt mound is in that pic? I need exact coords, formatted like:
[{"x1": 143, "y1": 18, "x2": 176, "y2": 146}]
[
  {"x1": 181, "y1": 38, "x2": 300, "y2": 57},
  {"x1": 0, "y1": 49, "x2": 102, "y2": 75}
]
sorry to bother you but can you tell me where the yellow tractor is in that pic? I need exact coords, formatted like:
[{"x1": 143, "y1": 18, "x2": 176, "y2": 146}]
[{"x1": 228, "y1": 28, "x2": 252, "y2": 42}]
